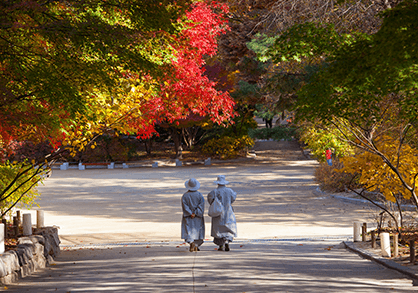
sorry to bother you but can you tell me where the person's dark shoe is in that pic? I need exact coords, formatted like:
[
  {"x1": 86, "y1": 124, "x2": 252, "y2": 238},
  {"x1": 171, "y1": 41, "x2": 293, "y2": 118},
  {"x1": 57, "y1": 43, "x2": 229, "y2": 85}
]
[
  {"x1": 190, "y1": 242, "x2": 196, "y2": 252},
  {"x1": 196, "y1": 247, "x2": 200, "y2": 251},
  {"x1": 218, "y1": 245, "x2": 224, "y2": 251},
  {"x1": 225, "y1": 243, "x2": 230, "y2": 251}
]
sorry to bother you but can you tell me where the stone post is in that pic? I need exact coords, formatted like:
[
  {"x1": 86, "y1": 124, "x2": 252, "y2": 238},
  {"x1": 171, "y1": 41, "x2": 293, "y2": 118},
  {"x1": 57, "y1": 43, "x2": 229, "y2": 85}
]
[
  {"x1": 204, "y1": 158, "x2": 211, "y2": 166},
  {"x1": 22, "y1": 213, "x2": 32, "y2": 236},
  {"x1": 108, "y1": 162, "x2": 115, "y2": 169},
  {"x1": 393, "y1": 233, "x2": 399, "y2": 257},
  {"x1": 60, "y1": 162, "x2": 69, "y2": 170},
  {"x1": 152, "y1": 162, "x2": 158, "y2": 168},
  {"x1": 2, "y1": 218, "x2": 6, "y2": 240},
  {"x1": 123, "y1": 163, "x2": 129, "y2": 169},
  {"x1": 175, "y1": 159, "x2": 182, "y2": 167},
  {"x1": 37, "y1": 210, "x2": 45, "y2": 229},
  {"x1": 381, "y1": 232, "x2": 391, "y2": 257},
  {"x1": 78, "y1": 162, "x2": 85, "y2": 170},
  {"x1": 0, "y1": 223, "x2": 4, "y2": 254},
  {"x1": 353, "y1": 221, "x2": 362, "y2": 242}
]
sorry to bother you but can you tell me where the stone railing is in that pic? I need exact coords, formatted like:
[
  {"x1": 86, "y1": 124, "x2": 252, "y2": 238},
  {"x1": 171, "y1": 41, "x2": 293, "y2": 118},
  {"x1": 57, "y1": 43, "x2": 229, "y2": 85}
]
[{"x1": 0, "y1": 227, "x2": 60, "y2": 285}]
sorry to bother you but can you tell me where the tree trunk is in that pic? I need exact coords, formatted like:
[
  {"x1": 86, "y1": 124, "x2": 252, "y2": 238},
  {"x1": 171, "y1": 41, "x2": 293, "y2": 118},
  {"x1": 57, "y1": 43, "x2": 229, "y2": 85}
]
[{"x1": 170, "y1": 128, "x2": 183, "y2": 159}]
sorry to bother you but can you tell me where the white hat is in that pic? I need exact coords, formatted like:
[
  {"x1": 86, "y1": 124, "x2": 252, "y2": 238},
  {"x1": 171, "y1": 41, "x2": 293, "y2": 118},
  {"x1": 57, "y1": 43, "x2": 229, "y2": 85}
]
[
  {"x1": 185, "y1": 178, "x2": 200, "y2": 191},
  {"x1": 214, "y1": 175, "x2": 229, "y2": 185}
]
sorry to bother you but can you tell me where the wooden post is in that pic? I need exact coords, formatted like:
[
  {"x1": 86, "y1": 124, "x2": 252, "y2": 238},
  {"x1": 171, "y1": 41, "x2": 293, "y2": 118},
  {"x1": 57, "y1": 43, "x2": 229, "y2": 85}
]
[
  {"x1": 410, "y1": 240, "x2": 415, "y2": 264},
  {"x1": 16, "y1": 210, "x2": 21, "y2": 226},
  {"x1": 371, "y1": 231, "x2": 376, "y2": 248},
  {"x1": 393, "y1": 233, "x2": 399, "y2": 257},
  {"x1": 13, "y1": 216, "x2": 18, "y2": 235},
  {"x1": 362, "y1": 223, "x2": 367, "y2": 242}
]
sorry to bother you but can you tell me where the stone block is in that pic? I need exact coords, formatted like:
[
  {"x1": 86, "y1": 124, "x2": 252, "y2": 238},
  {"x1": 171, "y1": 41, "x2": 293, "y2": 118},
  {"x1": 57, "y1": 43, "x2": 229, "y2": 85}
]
[
  {"x1": 0, "y1": 271, "x2": 19, "y2": 285},
  {"x1": 60, "y1": 162, "x2": 69, "y2": 170},
  {"x1": 0, "y1": 223, "x2": 4, "y2": 254},
  {"x1": 34, "y1": 227, "x2": 60, "y2": 257},
  {"x1": 19, "y1": 259, "x2": 35, "y2": 278},
  {"x1": 0, "y1": 226, "x2": 61, "y2": 285},
  {"x1": 0, "y1": 251, "x2": 20, "y2": 276},
  {"x1": 33, "y1": 254, "x2": 47, "y2": 270},
  {"x1": 15, "y1": 245, "x2": 34, "y2": 266},
  {"x1": 0, "y1": 260, "x2": 8, "y2": 277}
]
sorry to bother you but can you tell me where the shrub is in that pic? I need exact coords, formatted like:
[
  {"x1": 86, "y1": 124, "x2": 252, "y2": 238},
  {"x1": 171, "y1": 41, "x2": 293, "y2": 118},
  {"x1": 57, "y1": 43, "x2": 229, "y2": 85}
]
[
  {"x1": 0, "y1": 161, "x2": 43, "y2": 217},
  {"x1": 201, "y1": 135, "x2": 254, "y2": 159},
  {"x1": 297, "y1": 121, "x2": 354, "y2": 162},
  {"x1": 314, "y1": 161, "x2": 361, "y2": 193}
]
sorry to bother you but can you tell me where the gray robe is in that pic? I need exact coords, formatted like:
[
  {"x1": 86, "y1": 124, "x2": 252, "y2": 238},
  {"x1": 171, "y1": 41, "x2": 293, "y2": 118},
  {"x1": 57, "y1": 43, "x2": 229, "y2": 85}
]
[
  {"x1": 207, "y1": 186, "x2": 237, "y2": 240},
  {"x1": 181, "y1": 191, "x2": 205, "y2": 243}
]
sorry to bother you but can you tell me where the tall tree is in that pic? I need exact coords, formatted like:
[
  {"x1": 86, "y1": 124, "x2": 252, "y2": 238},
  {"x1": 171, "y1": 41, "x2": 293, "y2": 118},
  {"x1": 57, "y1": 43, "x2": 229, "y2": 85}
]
[{"x1": 1, "y1": 0, "x2": 238, "y2": 215}]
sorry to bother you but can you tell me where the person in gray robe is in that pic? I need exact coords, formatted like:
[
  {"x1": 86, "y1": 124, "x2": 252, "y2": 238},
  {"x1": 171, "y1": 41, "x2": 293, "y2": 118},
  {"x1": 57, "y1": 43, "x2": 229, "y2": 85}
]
[
  {"x1": 207, "y1": 175, "x2": 237, "y2": 251},
  {"x1": 181, "y1": 178, "x2": 205, "y2": 252}
]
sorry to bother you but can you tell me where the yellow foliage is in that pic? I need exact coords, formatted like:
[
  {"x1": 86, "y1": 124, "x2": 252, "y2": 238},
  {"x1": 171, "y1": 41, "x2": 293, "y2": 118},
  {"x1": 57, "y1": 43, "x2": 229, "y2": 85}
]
[
  {"x1": 339, "y1": 136, "x2": 418, "y2": 202},
  {"x1": 61, "y1": 75, "x2": 157, "y2": 157}
]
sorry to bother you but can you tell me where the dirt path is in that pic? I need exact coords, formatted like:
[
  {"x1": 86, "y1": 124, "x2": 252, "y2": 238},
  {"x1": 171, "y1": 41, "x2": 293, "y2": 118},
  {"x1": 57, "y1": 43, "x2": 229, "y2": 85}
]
[
  {"x1": 7, "y1": 140, "x2": 418, "y2": 292},
  {"x1": 20, "y1": 139, "x2": 379, "y2": 247}
]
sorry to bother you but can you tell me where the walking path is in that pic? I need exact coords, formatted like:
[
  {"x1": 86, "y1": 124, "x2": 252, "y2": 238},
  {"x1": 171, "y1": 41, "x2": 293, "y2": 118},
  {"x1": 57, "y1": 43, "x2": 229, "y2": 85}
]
[{"x1": 4, "y1": 140, "x2": 418, "y2": 292}]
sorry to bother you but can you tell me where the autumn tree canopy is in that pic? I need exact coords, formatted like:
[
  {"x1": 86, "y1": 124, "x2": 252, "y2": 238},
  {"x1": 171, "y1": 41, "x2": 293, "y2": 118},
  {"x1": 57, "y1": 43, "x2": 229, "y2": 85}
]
[{"x1": 0, "y1": 0, "x2": 236, "y2": 215}]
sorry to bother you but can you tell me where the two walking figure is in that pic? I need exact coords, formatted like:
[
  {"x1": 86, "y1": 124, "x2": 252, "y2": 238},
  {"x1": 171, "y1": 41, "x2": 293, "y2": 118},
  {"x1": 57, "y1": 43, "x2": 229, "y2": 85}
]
[{"x1": 181, "y1": 175, "x2": 237, "y2": 252}]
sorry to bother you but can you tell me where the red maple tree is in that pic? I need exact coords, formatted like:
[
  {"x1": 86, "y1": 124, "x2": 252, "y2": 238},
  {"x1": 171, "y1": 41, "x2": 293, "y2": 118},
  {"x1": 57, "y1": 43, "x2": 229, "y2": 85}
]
[{"x1": 128, "y1": 1, "x2": 236, "y2": 139}]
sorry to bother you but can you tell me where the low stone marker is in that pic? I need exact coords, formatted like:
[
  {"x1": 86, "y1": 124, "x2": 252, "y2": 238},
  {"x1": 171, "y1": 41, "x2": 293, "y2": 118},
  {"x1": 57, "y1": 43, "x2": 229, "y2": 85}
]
[
  {"x1": 0, "y1": 223, "x2": 4, "y2": 254},
  {"x1": 22, "y1": 213, "x2": 32, "y2": 236},
  {"x1": 204, "y1": 157, "x2": 211, "y2": 166},
  {"x1": 393, "y1": 233, "x2": 399, "y2": 257},
  {"x1": 152, "y1": 162, "x2": 158, "y2": 168},
  {"x1": 176, "y1": 159, "x2": 182, "y2": 167},
  {"x1": 123, "y1": 163, "x2": 129, "y2": 169},
  {"x1": 78, "y1": 162, "x2": 85, "y2": 170},
  {"x1": 108, "y1": 162, "x2": 115, "y2": 169},
  {"x1": 381, "y1": 232, "x2": 391, "y2": 257},
  {"x1": 36, "y1": 210, "x2": 44, "y2": 229},
  {"x1": 60, "y1": 162, "x2": 69, "y2": 170},
  {"x1": 353, "y1": 221, "x2": 362, "y2": 242}
]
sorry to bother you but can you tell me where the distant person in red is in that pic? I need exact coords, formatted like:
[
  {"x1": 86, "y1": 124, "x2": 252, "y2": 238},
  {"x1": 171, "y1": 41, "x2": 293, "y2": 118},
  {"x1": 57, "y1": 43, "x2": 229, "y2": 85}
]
[{"x1": 325, "y1": 148, "x2": 332, "y2": 166}]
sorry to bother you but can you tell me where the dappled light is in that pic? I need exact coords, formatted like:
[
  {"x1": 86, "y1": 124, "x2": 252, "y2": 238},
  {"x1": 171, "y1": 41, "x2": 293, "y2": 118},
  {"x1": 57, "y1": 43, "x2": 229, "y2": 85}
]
[{"x1": 6, "y1": 242, "x2": 414, "y2": 292}]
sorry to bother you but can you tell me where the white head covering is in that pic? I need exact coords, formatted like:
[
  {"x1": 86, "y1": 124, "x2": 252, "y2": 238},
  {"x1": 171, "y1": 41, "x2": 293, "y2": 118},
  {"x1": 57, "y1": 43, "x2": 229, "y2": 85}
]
[
  {"x1": 185, "y1": 178, "x2": 200, "y2": 191},
  {"x1": 214, "y1": 175, "x2": 229, "y2": 185}
]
